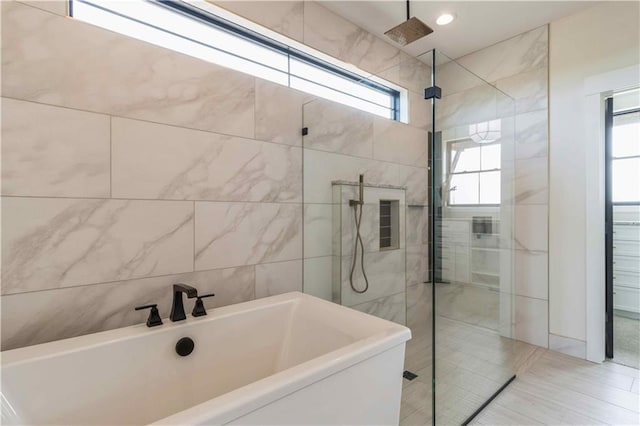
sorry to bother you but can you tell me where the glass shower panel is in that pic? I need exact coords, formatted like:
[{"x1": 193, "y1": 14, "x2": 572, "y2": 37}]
[
  {"x1": 433, "y1": 50, "x2": 518, "y2": 424},
  {"x1": 301, "y1": 53, "x2": 434, "y2": 423}
]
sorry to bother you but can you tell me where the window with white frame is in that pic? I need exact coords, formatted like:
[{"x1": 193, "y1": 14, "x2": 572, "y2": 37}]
[
  {"x1": 70, "y1": 0, "x2": 402, "y2": 120},
  {"x1": 611, "y1": 89, "x2": 640, "y2": 204},
  {"x1": 445, "y1": 139, "x2": 501, "y2": 206}
]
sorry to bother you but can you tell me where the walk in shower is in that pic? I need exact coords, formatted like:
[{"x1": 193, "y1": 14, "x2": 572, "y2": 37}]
[{"x1": 301, "y1": 49, "x2": 532, "y2": 424}]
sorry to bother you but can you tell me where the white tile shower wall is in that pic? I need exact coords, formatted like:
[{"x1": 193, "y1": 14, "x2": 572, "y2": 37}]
[
  {"x1": 437, "y1": 26, "x2": 550, "y2": 348},
  {"x1": 0, "y1": 0, "x2": 404, "y2": 350},
  {"x1": 335, "y1": 186, "x2": 407, "y2": 310}
]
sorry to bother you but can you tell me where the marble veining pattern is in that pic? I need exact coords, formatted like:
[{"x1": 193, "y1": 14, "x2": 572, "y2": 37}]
[
  {"x1": 302, "y1": 256, "x2": 333, "y2": 301},
  {"x1": 351, "y1": 291, "x2": 406, "y2": 325},
  {"x1": 112, "y1": 118, "x2": 302, "y2": 202},
  {"x1": 1, "y1": 265, "x2": 255, "y2": 350},
  {"x1": 515, "y1": 157, "x2": 549, "y2": 205},
  {"x1": 373, "y1": 118, "x2": 428, "y2": 167},
  {"x1": 341, "y1": 250, "x2": 406, "y2": 307},
  {"x1": 515, "y1": 110, "x2": 549, "y2": 160},
  {"x1": 398, "y1": 55, "x2": 431, "y2": 96},
  {"x1": 195, "y1": 202, "x2": 302, "y2": 270},
  {"x1": 303, "y1": 2, "x2": 400, "y2": 75},
  {"x1": 215, "y1": 1, "x2": 304, "y2": 42},
  {"x1": 255, "y1": 259, "x2": 303, "y2": 298},
  {"x1": 456, "y1": 25, "x2": 548, "y2": 84},
  {"x1": 495, "y1": 66, "x2": 548, "y2": 115},
  {"x1": 16, "y1": 0, "x2": 67, "y2": 16},
  {"x1": 515, "y1": 205, "x2": 548, "y2": 252},
  {"x1": 1, "y1": 98, "x2": 111, "y2": 198},
  {"x1": 406, "y1": 245, "x2": 429, "y2": 287},
  {"x1": 303, "y1": 148, "x2": 428, "y2": 205},
  {"x1": 303, "y1": 99, "x2": 373, "y2": 158},
  {"x1": 1, "y1": 198, "x2": 194, "y2": 294},
  {"x1": 2, "y1": 1, "x2": 256, "y2": 138},
  {"x1": 303, "y1": 204, "x2": 333, "y2": 258},
  {"x1": 255, "y1": 80, "x2": 308, "y2": 146}
]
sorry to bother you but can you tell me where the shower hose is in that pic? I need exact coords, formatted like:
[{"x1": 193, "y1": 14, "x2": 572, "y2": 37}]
[{"x1": 349, "y1": 201, "x2": 369, "y2": 294}]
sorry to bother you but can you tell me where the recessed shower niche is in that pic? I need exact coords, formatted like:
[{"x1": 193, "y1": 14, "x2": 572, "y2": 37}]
[{"x1": 331, "y1": 180, "x2": 406, "y2": 324}]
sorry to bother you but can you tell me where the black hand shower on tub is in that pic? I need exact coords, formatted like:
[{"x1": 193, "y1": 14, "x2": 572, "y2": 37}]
[{"x1": 348, "y1": 174, "x2": 369, "y2": 294}]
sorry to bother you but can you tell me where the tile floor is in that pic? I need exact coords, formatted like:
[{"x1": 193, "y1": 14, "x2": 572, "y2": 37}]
[
  {"x1": 399, "y1": 315, "x2": 640, "y2": 425},
  {"x1": 614, "y1": 312, "x2": 640, "y2": 369}
]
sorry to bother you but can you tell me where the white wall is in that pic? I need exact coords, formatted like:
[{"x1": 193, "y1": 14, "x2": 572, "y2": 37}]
[{"x1": 549, "y1": 2, "x2": 640, "y2": 349}]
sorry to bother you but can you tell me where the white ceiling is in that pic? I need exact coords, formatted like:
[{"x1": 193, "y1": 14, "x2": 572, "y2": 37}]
[{"x1": 321, "y1": 1, "x2": 597, "y2": 59}]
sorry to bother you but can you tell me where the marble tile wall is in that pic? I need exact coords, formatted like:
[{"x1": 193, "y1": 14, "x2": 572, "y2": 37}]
[
  {"x1": 332, "y1": 185, "x2": 407, "y2": 323},
  {"x1": 302, "y1": 60, "x2": 432, "y2": 326},
  {"x1": 436, "y1": 26, "x2": 550, "y2": 348},
  {"x1": 0, "y1": 0, "x2": 406, "y2": 350}
]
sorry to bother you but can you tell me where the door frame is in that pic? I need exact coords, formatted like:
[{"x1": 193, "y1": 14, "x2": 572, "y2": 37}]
[{"x1": 584, "y1": 64, "x2": 640, "y2": 363}]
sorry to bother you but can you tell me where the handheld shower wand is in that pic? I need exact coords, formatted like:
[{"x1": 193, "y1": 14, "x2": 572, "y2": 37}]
[{"x1": 349, "y1": 175, "x2": 369, "y2": 294}]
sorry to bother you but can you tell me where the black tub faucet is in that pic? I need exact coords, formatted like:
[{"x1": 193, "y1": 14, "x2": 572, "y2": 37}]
[{"x1": 170, "y1": 283, "x2": 198, "y2": 322}]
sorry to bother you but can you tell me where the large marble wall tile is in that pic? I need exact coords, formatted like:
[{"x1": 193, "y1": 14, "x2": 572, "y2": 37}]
[
  {"x1": 303, "y1": 2, "x2": 400, "y2": 75},
  {"x1": 548, "y1": 333, "x2": 586, "y2": 359},
  {"x1": 1, "y1": 266, "x2": 255, "y2": 350},
  {"x1": 515, "y1": 157, "x2": 548, "y2": 205},
  {"x1": 303, "y1": 256, "x2": 333, "y2": 301},
  {"x1": 337, "y1": 185, "x2": 406, "y2": 254},
  {"x1": 515, "y1": 110, "x2": 548, "y2": 160},
  {"x1": 436, "y1": 84, "x2": 499, "y2": 129},
  {"x1": 255, "y1": 80, "x2": 308, "y2": 147},
  {"x1": 407, "y1": 282, "x2": 432, "y2": 332},
  {"x1": 112, "y1": 118, "x2": 302, "y2": 202},
  {"x1": 436, "y1": 59, "x2": 487, "y2": 98},
  {"x1": 406, "y1": 245, "x2": 429, "y2": 287},
  {"x1": 408, "y1": 91, "x2": 431, "y2": 131},
  {"x1": 214, "y1": 1, "x2": 304, "y2": 42},
  {"x1": 304, "y1": 204, "x2": 333, "y2": 258},
  {"x1": 303, "y1": 99, "x2": 373, "y2": 158},
  {"x1": 303, "y1": 149, "x2": 427, "y2": 205},
  {"x1": 398, "y1": 54, "x2": 431, "y2": 95},
  {"x1": 2, "y1": 1, "x2": 255, "y2": 138},
  {"x1": 1, "y1": 98, "x2": 110, "y2": 198},
  {"x1": 351, "y1": 291, "x2": 406, "y2": 325},
  {"x1": 515, "y1": 205, "x2": 548, "y2": 252},
  {"x1": 16, "y1": 0, "x2": 67, "y2": 16},
  {"x1": 514, "y1": 295, "x2": 549, "y2": 348},
  {"x1": 455, "y1": 25, "x2": 548, "y2": 83},
  {"x1": 515, "y1": 249, "x2": 548, "y2": 300},
  {"x1": 2, "y1": 198, "x2": 194, "y2": 294},
  {"x1": 255, "y1": 259, "x2": 303, "y2": 298},
  {"x1": 407, "y1": 207, "x2": 429, "y2": 247},
  {"x1": 495, "y1": 66, "x2": 548, "y2": 115},
  {"x1": 341, "y1": 249, "x2": 405, "y2": 307},
  {"x1": 195, "y1": 202, "x2": 302, "y2": 270},
  {"x1": 373, "y1": 118, "x2": 428, "y2": 167}
]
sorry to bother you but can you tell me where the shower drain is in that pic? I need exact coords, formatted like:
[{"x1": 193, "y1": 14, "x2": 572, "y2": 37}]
[{"x1": 402, "y1": 370, "x2": 418, "y2": 381}]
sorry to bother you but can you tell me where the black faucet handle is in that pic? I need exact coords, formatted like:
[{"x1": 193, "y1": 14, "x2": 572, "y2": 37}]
[
  {"x1": 135, "y1": 304, "x2": 163, "y2": 327},
  {"x1": 192, "y1": 293, "x2": 215, "y2": 317}
]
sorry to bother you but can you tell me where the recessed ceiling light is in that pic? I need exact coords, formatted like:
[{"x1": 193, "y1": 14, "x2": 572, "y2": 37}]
[{"x1": 436, "y1": 13, "x2": 456, "y2": 26}]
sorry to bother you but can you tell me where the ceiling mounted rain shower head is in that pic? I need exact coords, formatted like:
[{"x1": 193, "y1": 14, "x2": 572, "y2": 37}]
[{"x1": 384, "y1": 0, "x2": 433, "y2": 46}]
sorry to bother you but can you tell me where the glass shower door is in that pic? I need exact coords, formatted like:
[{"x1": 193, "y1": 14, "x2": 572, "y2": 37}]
[
  {"x1": 432, "y1": 50, "x2": 519, "y2": 424},
  {"x1": 300, "y1": 52, "x2": 434, "y2": 423}
]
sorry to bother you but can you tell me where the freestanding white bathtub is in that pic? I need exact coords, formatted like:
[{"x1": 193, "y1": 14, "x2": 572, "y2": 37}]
[{"x1": 1, "y1": 292, "x2": 411, "y2": 425}]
